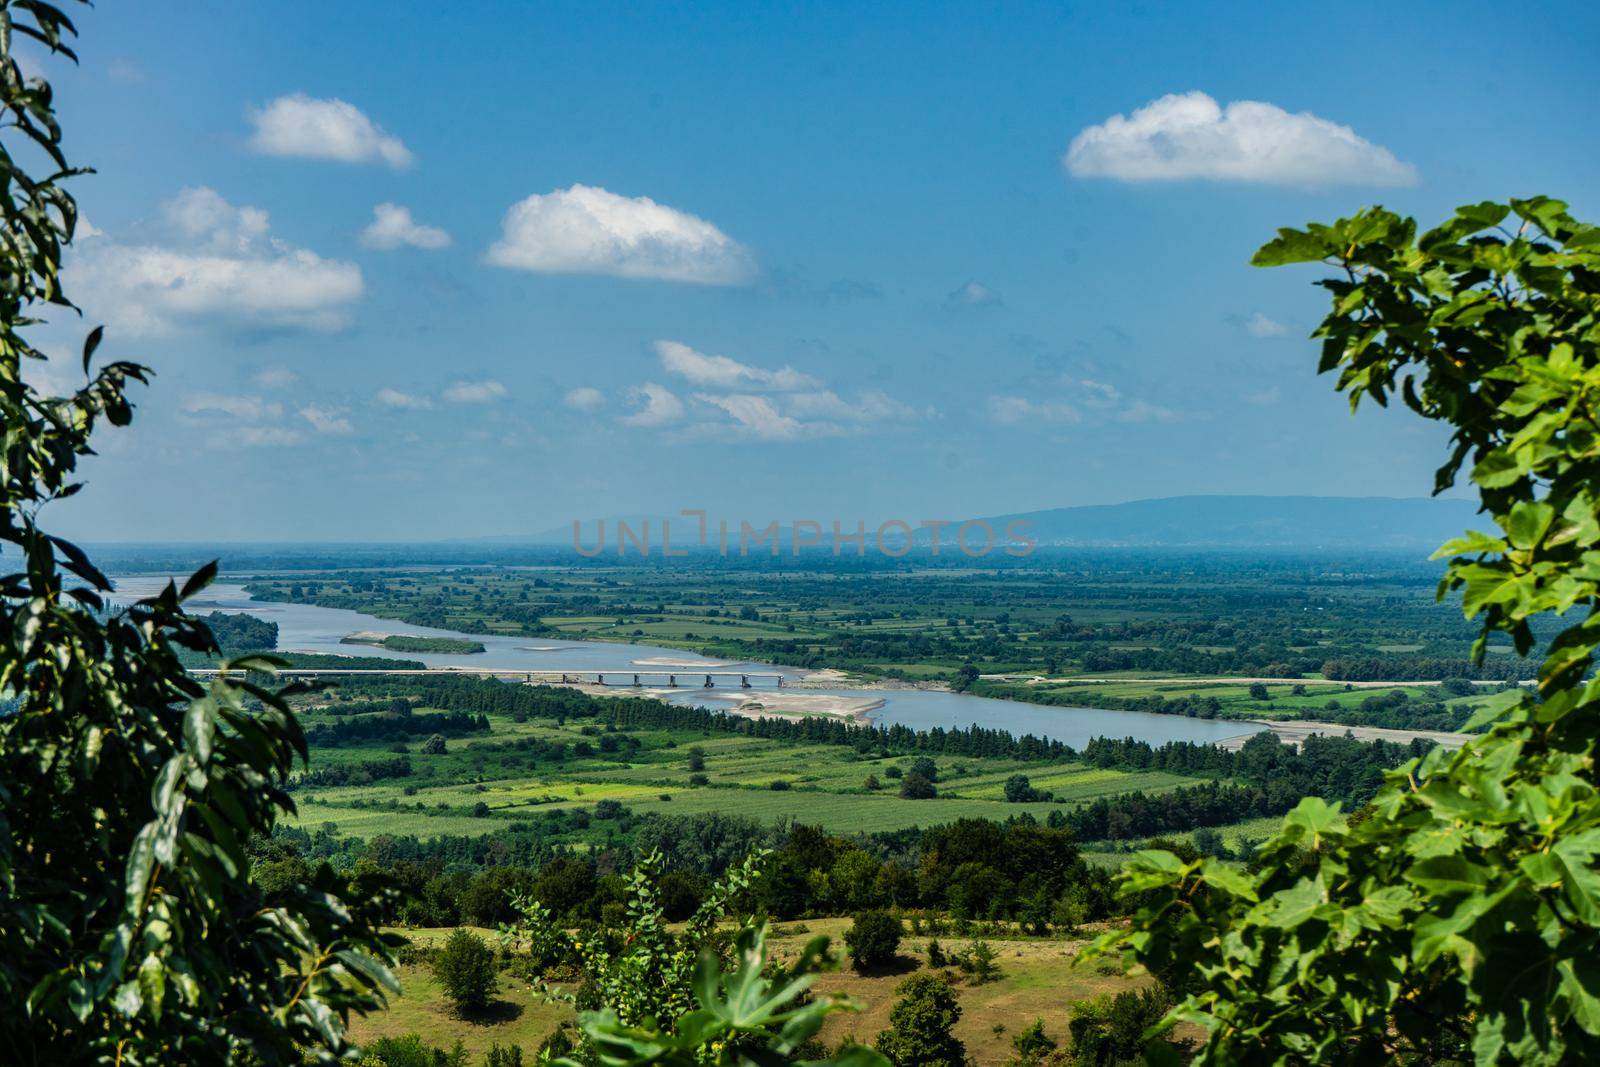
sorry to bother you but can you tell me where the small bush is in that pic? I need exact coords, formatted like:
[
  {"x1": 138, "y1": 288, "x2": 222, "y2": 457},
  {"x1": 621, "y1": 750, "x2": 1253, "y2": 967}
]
[
  {"x1": 433, "y1": 928, "x2": 497, "y2": 1015},
  {"x1": 845, "y1": 909, "x2": 903, "y2": 972}
]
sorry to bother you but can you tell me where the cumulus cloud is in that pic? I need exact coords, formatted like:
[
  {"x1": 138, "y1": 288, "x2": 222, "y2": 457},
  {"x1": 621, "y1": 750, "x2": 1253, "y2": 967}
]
[
  {"x1": 233, "y1": 426, "x2": 306, "y2": 448},
  {"x1": 183, "y1": 393, "x2": 283, "y2": 422},
  {"x1": 1064, "y1": 91, "x2": 1417, "y2": 187},
  {"x1": 655, "y1": 340, "x2": 817, "y2": 391},
  {"x1": 1244, "y1": 312, "x2": 1289, "y2": 338},
  {"x1": 616, "y1": 342, "x2": 930, "y2": 442},
  {"x1": 621, "y1": 383, "x2": 686, "y2": 427},
  {"x1": 443, "y1": 380, "x2": 508, "y2": 404},
  {"x1": 299, "y1": 404, "x2": 354, "y2": 435},
  {"x1": 377, "y1": 388, "x2": 433, "y2": 410},
  {"x1": 247, "y1": 93, "x2": 413, "y2": 168},
  {"x1": 180, "y1": 392, "x2": 309, "y2": 448},
  {"x1": 986, "y1": 396, "x2": 1081, "y2": 426},
  {"x1": 253, "y1": 366, "x2": 299, "y2": 389},
  {"x1": 947, "y1": 280, "x2": 1002, "y2": 308},
  {"x1": 989, "y1": 379, "x2": 1183, "y2": 428},
  {"x1": 487, "y1": 184, "x2": 754, "y2": 285},
  {"x1": 1115, "y1": 399, "x2": 1179, "y2": 423},
  {"x1": 784, "y1": 389, "x2": 923, "y2": 424},
  {"x1": 67, "y1": 187, "x2": 363, "y2": 337},
  {"x1": 694, "y1": 394, "x2": 808, "y2": 442},
  {"x1": 563, "y1": 387, "x2": 606, "y2": 412},
  {"x1": 361, "y1": 203, "x2": 451, "y2": 250}
]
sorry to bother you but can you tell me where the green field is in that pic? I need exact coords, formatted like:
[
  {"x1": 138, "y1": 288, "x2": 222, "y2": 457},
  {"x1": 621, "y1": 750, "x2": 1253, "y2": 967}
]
[{"x1": 288, "y1": 707, "x2": 1193, "y2": 839}]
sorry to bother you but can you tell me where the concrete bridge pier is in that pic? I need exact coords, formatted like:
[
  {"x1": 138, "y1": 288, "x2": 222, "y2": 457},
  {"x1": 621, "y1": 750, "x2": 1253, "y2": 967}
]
[
  {"x1": 704, "y1": 674, "x2": 714, "y2": 687},
  {"x1": 632, "y1": 674, "x2": 641, "y2": 686},
  {"x1": 668, "y1": 674, "x2": 677, "y2": 687},
  {"x1": 741, "y1": 674, "x2": 750, "y2": 688}
]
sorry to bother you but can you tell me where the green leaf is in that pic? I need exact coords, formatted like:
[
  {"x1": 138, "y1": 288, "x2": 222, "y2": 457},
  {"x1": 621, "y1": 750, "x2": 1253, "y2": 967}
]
[{"x1": 1252, "y1": 227, "x2": 1329, "y2": 267}]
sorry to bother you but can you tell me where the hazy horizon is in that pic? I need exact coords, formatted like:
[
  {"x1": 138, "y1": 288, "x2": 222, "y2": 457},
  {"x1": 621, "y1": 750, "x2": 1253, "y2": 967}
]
[{"x1": 35, "y1": 1, "x2": 1598, "y2": 541}]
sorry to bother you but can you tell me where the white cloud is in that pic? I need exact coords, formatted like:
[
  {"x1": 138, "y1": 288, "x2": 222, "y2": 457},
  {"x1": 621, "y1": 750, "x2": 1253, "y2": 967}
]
[
  {"x1": 377, "y1": 388, "x2": 434, "y2": 410},
  {"x1": 487, "y1": 184, "x2": 754, "y2": 285},
  {"x1": 443, "y1": 380, "x2": 508, "y2": 404},
  {"x1": 183, "y1": 393, "x2": 283, "y2": 421},
  {"x1": 1115, "y1": 399, "x2": 1179, "y2": 423},
  {"x1": 247, "y1": 93, "x2": 413, "y2": 168},
  {"x1": 299, "y1": 404, "x2": 354, "y2": 435},
  {"x1": 563, "y1": 387, "x2": 606, "y2": 412},
  {"x1": 253, "y1": 366, "x2": 299, "y2": 389},
  {"x1": 1075, "y1": 379, "x2": 1121, "y2": 409},
  {"x1": 947, "y1": 280, "x2": 1002, "y2": 308},
  {"x1": 694, "y1": 393, "x2": 809, "y2": 442},
  {"x1": 361, "y1": 203, "x2": 451, "y2": 250},
  {"x1": 1244, "y1": 312, "x2": 1289, "y2": 338},
  {"x1": 986, "y1": 396, "x2": 1081, "y2": 426},
  {"x1": 1064, "y1": 91, "x2": 1417, "y2": 188},
  {"x1": 620, "y1": 383, "x2": 685, "y2": 427},
  {"x1": 655, "y1": 340, "x2": 817, "y2": 391},
  {"x1": 181, "y1": 392, "x2": 311, "y2": 448},
  {"x1": 1246, "y1": 387, "x2": 1281, "y2": 406},
  {"x1": 233, "y1": 425, "x2": 306, "y2": 448},
  {"x1": 784, "y1": 389, "x2": 922, "y2": 423},
  {"x1": 67, "y1": 187, "x2": 363, "y2": 337}
]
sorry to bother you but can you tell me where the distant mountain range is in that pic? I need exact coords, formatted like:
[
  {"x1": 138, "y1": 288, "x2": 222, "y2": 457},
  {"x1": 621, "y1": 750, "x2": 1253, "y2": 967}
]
[{"x1": 514, "y1": 495, "x2": 1482, "y2": 551}]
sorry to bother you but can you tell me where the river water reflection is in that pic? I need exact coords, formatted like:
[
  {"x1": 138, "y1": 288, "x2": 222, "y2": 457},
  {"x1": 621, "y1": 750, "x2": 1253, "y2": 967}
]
[{"x1": 109, "y1": 576, "x2": 1262, "y2": 751}]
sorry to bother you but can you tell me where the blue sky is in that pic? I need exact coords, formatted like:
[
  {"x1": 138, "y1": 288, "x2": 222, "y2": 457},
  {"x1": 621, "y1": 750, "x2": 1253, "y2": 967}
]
[{"x1": 38, "y1": 0, "x2": 1600, "y2": 541}]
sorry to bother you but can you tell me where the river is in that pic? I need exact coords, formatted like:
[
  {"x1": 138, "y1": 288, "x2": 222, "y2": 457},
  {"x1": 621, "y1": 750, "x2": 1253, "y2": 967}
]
[{"x1": 108, "y1": 576, "x2": 1262, "y2": 751}]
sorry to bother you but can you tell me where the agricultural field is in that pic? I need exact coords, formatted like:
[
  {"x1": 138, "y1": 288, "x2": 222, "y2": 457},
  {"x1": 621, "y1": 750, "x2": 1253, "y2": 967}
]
[{"x1": 287, "y1": 697, "x2": 1194, "y2": 840}]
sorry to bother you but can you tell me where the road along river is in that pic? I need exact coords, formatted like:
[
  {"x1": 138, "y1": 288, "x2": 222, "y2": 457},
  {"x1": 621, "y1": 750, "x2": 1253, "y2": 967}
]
[{"x1": 108, "y1": 576, "x2": 1263, "y2": 752}]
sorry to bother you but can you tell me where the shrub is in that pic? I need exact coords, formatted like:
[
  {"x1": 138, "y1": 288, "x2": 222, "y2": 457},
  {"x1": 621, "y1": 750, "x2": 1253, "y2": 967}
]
[
  {"x1": 1066, "y1": 987, "x2": 1169, "y2": 1066},
  {"x1": 420, "y1": 733, "x2": 448, "y2": 755},
  {"x1": 958, "y1": 939, "x2": 1000, "y2": 984},
  {"x1": 433, "y1": 929, "x2": 497, "y2": 1015},
  {"x1": 875, "y1": 973, "x2": 965, "y2": 1067},
  {"x1": 897, "y1": 772, "x2": 936, "y2": 799},
  {"x1": 844, "y1": 909, "x2": 903, "y2": 971},
  {"x1": 1012, "y1": 1019, "x2": 1057, "y2": 1064}
]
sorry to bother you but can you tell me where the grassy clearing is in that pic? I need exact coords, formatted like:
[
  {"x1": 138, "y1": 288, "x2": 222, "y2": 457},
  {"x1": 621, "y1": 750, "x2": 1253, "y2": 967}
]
[{"x1": 354, "y1": 920, "x2": 1157, "y2": 1065}]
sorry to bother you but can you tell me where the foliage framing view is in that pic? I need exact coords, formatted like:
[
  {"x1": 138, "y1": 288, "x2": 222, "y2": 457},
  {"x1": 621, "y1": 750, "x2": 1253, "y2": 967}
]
[
  {"x1": 1106, "y1": 199, "x2": 1600, "y2": 1063},
  {"x1": 0, "y1": 4, "x2": 398, "y2": 1064}
]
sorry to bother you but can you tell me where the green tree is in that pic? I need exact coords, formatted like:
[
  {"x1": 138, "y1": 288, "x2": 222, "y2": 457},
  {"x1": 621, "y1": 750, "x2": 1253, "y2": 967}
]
[
  {"x1": 844, "y1": 910, "x2": 903, "y2": 972},
  {"x1": 1103, "y1": 198, "x2": 1600, "y2": 1063},
  {"x1": 433, "y1": 930, "x2": 497, "y2": 1016},
  {"x1": 897, "y1": 772, "x2": 937, "y2": 800},
  {"x1": 481, "y1": 1041, "x2": 524, "y2": 1067},
  {"x1": 1065, "y1": 988, "x2": 1171, "y2": 1066},
  {"x1": 1003, "y1": 773, "x2": 1041, "y2": 803},
  {"x1": 1009, "y1": 1018, "x2": 1057, "y2": 1066},
  {"x1": 0, "y1": 5, "x2": 397, "y2": 1062},
  {"x1": 874, "y1": 973, "x2": 965, "y2": 1067}
]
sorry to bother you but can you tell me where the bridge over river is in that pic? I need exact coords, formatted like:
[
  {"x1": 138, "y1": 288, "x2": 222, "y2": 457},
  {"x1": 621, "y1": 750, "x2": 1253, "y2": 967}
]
[{"x1": 187, "y1": 667, "x2": 784, "y2": 688}]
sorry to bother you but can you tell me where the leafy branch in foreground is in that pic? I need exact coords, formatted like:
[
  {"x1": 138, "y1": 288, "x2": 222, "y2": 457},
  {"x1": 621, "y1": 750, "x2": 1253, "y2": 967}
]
[
  {"x1": 0, "y1": 3, "x2": 398, "y2": 1063},
  {"x1": 563, "y1": 925, "x2": 885, "y2": 1067},
  {"x1": 1097, "y1": 198, "x2": 1600, "y2": 1064},
  {"x1": 503, "y1": 850, "x2": 884, "y2": 1065}
]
